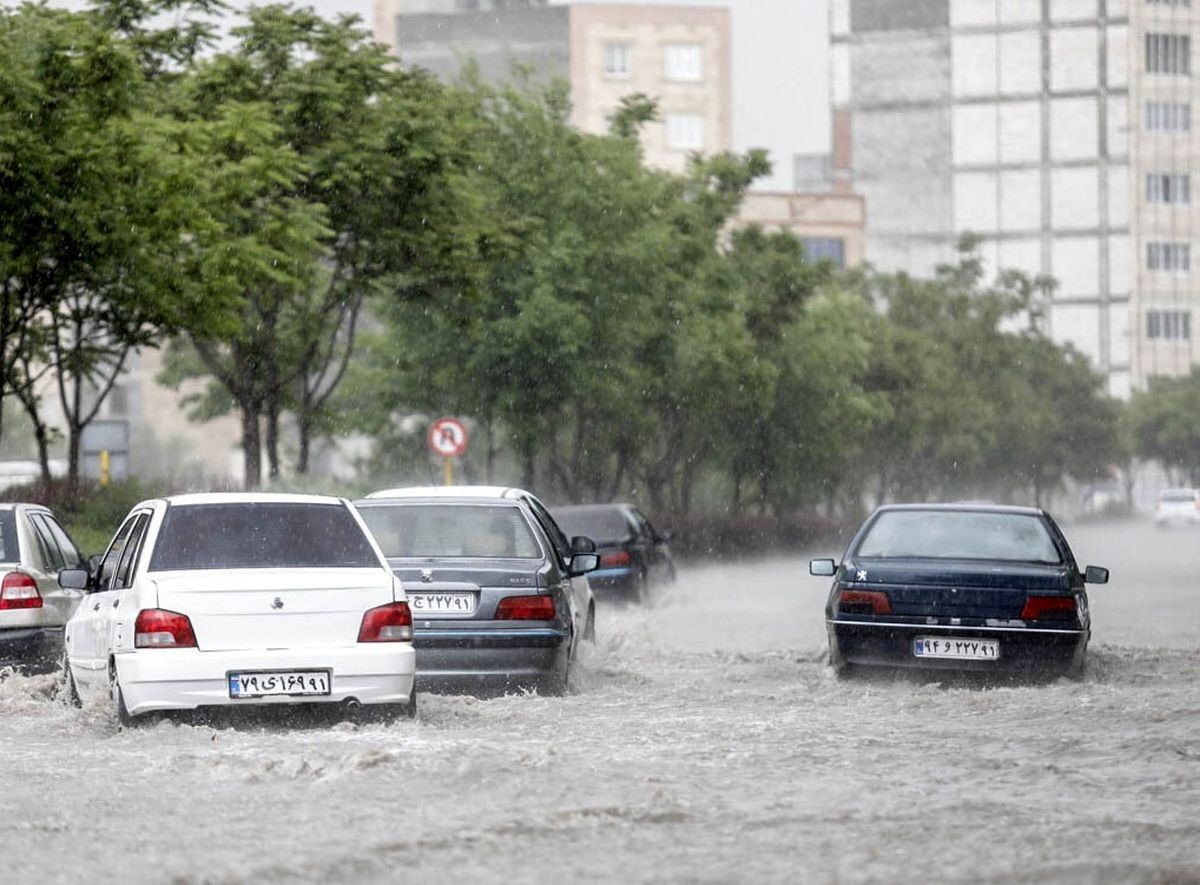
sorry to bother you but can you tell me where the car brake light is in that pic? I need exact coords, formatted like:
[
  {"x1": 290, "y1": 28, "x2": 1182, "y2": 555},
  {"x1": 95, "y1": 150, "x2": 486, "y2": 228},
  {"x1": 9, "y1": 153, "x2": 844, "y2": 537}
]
[
  {"x1": 600, "y1": 550, "x2": 631, "y2": 567},
  {"x1": 837, "y1": 589, "x2": 891, "y2": 615},
  {"x1": 0, "y1": 572, "x2": 42, "y2": 609},
  {"x1": 495, "y1": 595, "x2": 556, "y2": 620},
  {"x1": 134, "y1": 609, "x2": 198, "y2": 648},
  {"x1": 1020, "y1": 596, "x2": 1077, "y2": 620},
  {"x1": 358, "y1": 602, "x2": 413, "y2": 642}
]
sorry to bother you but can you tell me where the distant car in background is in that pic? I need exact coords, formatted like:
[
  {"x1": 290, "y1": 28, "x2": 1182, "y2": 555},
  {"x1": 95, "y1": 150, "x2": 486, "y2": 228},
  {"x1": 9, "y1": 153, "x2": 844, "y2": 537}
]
[
  {"x1": 0, "y1": 503, "x2": 88, "y2": 671},
  {"x1": 551, "y1": 503, "x2": 676, "y2": 603},
  {"x1": 1153, "y1": 488, "x2": 1200, "y2": 528},
  {"x1": 357, "y1": 486, "x2": 598, "y2": 696},
  {"x1": 810, "y1": 504, "x2": 1107, "y2": 678}
]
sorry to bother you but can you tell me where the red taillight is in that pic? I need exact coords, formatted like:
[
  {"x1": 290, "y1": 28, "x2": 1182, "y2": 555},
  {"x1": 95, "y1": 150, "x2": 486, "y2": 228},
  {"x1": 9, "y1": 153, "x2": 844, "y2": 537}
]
[
  {"x1": 358, "y1": 602, "x2": 413, "y2": 642},
  {"x1": 837, "y1": 588, "x2": 892, "y2": 615},
  {"x1": 600, "y1": 550, "x2": 631, "y2": 567},
  {"x1": 495, "y1": 595, "x2": 556, "y2": 620},
  {"x1": 0, "y1": 572, "x2": 42, "y2": 609},
  {"x1": 1020, "y1": 596, "x2": 1077, "y2": 621},
  {"x1": 134, "y1": 609, "x2": 197, "y2": 648}
]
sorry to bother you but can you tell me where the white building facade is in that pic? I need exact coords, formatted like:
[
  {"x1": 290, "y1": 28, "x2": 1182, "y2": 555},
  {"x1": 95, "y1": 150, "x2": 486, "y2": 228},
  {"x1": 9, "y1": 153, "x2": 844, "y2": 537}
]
[{"x1": 827, "y1": 0, "x2": 1200, "y2": 397}]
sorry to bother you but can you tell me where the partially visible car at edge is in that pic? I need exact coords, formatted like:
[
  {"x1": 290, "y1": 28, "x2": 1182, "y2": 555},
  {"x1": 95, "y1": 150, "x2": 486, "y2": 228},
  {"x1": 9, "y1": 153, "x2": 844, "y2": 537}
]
[
  {"x1": 809, "y1": 504, "x2": 1108, "y2": 678},
  {"x1": 1153, "y1": 487, "x2": 1200, "y2": 528},
  {"x1": 551, "y1": 503, "x2": 676, "y2": 603},
  {"x1": 356, "y1": 486, "x2": 598, "y2": 696},
  {"x1": 59, "y1": 492, "x2": 416, "y2": 724},
  {"x1": 0, "y1": 503, "x2": 88, "y2": 671}
]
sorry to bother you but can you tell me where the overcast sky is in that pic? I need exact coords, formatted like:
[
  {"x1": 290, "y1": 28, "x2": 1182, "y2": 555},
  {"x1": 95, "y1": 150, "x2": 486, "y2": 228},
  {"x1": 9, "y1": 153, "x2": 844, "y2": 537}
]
[{"x1": 286, "y1": 0, "x2": 830, "y2": 192}]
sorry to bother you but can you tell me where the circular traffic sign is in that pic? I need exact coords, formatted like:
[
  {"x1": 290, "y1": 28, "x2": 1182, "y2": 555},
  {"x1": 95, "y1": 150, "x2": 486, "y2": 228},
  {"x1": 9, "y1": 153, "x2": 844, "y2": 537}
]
[{"x1": 428, "y1": 417, "x2": 468, "y2": 458}]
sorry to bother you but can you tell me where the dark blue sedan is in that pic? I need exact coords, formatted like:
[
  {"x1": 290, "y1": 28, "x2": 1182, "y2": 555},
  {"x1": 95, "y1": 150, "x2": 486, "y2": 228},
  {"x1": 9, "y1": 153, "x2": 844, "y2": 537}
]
[{"x1": 810, "y1": 504, "x2": 1109, "y2": 678}]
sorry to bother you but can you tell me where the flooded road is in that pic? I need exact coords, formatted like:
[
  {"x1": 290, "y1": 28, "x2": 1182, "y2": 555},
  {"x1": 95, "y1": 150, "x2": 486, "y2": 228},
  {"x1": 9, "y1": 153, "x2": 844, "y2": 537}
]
[{"x1": 2, "y1": 518, "x2": 1197, "y2": 884}]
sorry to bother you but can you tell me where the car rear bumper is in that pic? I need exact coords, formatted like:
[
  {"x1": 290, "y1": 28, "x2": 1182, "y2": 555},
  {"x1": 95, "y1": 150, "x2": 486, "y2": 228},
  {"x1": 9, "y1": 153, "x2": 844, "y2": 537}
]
[
  {"x1": 113, "y1": 644, "x2": 416, "y2": 715},
  {"x1": 0, "y1": 626, "x2": 63, "y2": 670},
  {"x1": 827, "y1": 619, "x2": 1088, "y2": 674},
  {"x1": 413, "y1": 627, "x2": 570, "y2": 688}
]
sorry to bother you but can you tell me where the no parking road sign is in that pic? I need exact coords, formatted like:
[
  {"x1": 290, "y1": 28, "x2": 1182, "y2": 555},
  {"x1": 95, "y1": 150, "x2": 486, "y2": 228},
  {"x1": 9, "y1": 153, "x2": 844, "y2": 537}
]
[{"x1": 428, "y1": 417, "x2": 468, "y2": 458}]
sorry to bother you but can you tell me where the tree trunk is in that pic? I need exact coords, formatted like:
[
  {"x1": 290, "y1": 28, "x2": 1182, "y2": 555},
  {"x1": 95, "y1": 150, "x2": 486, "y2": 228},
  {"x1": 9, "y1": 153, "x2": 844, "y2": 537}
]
[
  {"x1": 297, "y1": 413, "x2": 312, "y2": 475},
  {"x1": 485, "y1": 421, "x2": 496, "y2": 484},
  {"x1": 241, "y1": 408, "x2": 263, "y2": 490},
  {"x1": 14, "y1": 387, "x2": 52, "y2": 487},
  {"x1": 266, "y1": 402, "x2": 281, "y2": 482}
]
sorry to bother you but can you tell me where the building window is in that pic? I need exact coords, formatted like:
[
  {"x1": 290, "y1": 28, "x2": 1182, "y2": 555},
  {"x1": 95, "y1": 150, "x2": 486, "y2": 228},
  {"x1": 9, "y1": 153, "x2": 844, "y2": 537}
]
[
  {"x1": 1147, "y1": 241, "x2": 1191, "y2": 270},
  {"x1": 1146, "y1": 172, "x2": 1191, "y2": 203},
  {"x1": 603, "y1": 42, "x2": 630, "y2": 78},
  {"x1": 664, "y1": 43, "x2": 703, "y2": 82},
  {"x1": 1147, "y1": 309, "x2": 1191, "y2": 340},
  {"x1": 801, "y1": 238, "x2": 846, "y2": 268},
  {"x1": 1146, "y1": 101, "x2": 1192, "y2": 131},
  {"x1": 665, "y1": 112, "x2": 704, "y2": 150},
  {"x1": 1146, "y1": 33, "x2": 1191, "y2": 74}
]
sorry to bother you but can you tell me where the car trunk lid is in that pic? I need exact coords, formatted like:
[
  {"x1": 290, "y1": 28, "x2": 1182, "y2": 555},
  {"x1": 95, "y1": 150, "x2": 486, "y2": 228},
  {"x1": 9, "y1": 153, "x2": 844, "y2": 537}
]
[{"x1": 151, "y1": 568, "x2": 394, "y2": 651}]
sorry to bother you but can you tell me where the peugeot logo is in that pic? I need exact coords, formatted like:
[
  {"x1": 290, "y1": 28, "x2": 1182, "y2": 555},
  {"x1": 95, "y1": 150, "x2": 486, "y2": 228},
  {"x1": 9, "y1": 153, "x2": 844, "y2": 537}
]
[
  {"x1": 271, "y1": 597, "x2": 284, "y2": 610},
  {"x1": 420, "y1": 569, "x2": 434, "y2": 583}
]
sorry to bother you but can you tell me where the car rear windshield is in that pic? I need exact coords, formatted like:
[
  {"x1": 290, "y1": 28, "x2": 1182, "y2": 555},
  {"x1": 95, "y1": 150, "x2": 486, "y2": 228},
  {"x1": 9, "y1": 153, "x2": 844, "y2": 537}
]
[
  {"x1": 552, "y1": 507, "x2": 633, "y2": 544},
  {"x1": 856, "y1": 511, "x2": 1062, "y2": 564},
  {"x1": 0, "y1": 510, "x2": 17, "y2": 563},
  {"x1": 149, "y1": 503, "x2": 380, "y2": 570},
  {"x1": 1160, "y1": 490, "x2": 1196, "y2": 503},
  {"x1": 358, "y1": 504, "x2": 541, "y2": 559}
]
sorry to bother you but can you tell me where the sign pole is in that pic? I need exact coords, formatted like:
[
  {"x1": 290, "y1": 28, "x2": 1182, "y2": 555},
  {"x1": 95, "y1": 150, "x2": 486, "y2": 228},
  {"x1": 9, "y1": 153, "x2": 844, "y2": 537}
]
[{"x1": 428, "y1": 417, "x2": 469, "y2": 487}]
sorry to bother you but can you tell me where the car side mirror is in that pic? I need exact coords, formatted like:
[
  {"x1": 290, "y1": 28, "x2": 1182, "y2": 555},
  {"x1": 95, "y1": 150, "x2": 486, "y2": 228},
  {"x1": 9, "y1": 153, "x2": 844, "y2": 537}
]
[
  {"x1": 809, "y1": 558, "x2": 836, "y2": 577},
  {"x1": 58, "y1": 568, "x2": 90, "y2": 591},
  {"x1": 570, "y1": 535, "x2": 596, "y2": 554},
  {"x1": 568, "y1": 553, "x2": 599, "y2": 576},
  {"x1": 1084, "y1": 565, "x2": 1109, "y2": 585}
]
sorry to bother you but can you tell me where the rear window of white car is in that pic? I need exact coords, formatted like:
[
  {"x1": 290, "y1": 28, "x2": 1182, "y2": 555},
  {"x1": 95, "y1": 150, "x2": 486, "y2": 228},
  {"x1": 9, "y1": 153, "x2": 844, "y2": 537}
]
[
  {"x1": 358, "y1": 504, "x2": 541, "y2": 559},
  {"x1": 1159, "y1": 489, "x2": 1197, "y2": 503},
  {"x1": 856, "y1": 510, "x2": 1062, "y2": 564},
  {"x1": 149, "y1": 503, "x2": 380, "y2": 570},
  {"x1": 0, "y1": 510, "x2": 17, "y2": 563}
]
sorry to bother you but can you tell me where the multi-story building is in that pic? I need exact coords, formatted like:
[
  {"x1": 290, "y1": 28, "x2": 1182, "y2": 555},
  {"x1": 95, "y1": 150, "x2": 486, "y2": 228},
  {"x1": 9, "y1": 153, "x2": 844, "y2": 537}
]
[
  {"x1": 735, "y1": 191, "x2": 866, "y2": 269},
  {"x1": 829, "y1": 0, "x2": 1194, "y2": 397},
  {"x1": 378, "y1": 1, "x2": 732, "y2": 172}
]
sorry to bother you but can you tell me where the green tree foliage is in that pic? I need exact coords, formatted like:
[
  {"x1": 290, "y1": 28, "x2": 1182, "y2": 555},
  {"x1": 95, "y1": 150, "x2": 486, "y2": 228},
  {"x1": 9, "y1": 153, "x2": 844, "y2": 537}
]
[
  {"x1": 0, "y1": 5, "x2": 230, "y2": 491},
  {"x1": 1129, "y1": 368, "x2": 1200, "y2": 484}
]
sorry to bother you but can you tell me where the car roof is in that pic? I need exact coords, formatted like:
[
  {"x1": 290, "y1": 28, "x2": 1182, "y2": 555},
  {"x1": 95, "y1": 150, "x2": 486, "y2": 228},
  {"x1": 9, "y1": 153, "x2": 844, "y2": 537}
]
[
  {"x1": 874, "y1": 503, "x2": 1046, "y2": 517},
  {"x1": 163, "y1": 492, "x2": 349, "y2": 506},
  {"x1": 362, "y1": 486, "x2": 527, "y2": 501},
  {"x1": 551, "y1": 503, "x2": 631, "y2": 513},
  {"x1": 1158, "y1": 487, "x2": 1198, "y2": 495},
  {"x1": 0, "y1": 502, "x2": 51, "y2": 514}
]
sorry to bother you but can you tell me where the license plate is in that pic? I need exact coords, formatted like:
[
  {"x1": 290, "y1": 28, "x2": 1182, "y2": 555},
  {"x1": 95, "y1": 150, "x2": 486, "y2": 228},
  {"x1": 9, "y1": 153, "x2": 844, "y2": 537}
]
[
  {"x1": 228, "y1": 670, "x2": 331, "y2": 699},
  {"x1": 913, "y1": 637, "x2": 1000, "y2": 660},
  {"x1": 408, "y1": 592, "x2": 476, "y2": 615}
]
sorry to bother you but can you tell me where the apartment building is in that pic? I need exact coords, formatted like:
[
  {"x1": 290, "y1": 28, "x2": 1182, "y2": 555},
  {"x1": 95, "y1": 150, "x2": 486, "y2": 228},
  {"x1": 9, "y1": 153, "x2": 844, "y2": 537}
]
[
  {"x1": 827, "y1": 0, "x2": 1200, "y2": 396},
  {"x1": 378, "y1": 1, "x2": 732, "y2": 172}
]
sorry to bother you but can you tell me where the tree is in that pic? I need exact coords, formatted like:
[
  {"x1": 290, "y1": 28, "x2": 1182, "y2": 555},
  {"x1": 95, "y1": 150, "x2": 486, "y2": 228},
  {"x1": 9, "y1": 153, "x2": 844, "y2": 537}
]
[
  {"x1": 1129, "y1": 368, "x2": 1200, "y2": 484},
  {"x1": 0, "y1": 5, "x2": 231, "y2": 491}
]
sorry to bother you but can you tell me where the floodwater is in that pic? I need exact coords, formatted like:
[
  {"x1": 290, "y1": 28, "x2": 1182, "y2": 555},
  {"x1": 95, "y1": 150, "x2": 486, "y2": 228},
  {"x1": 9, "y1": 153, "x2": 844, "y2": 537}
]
[{"x1": 1, "y1": 519, "x2": 1197, "y2": 884}]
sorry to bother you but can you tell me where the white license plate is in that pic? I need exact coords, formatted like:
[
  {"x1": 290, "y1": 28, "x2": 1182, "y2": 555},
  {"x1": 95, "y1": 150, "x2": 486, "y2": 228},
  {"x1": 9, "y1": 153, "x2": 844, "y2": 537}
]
[
  {"x1": 913, "y1": 637, "x2": 1000, "y2": 660},
  {"x1": 409, "y1": 592, "x2": 476, "y2": 615},
  {"x1": 228, "y1": 671, "x2": 331, "y2": 698}
]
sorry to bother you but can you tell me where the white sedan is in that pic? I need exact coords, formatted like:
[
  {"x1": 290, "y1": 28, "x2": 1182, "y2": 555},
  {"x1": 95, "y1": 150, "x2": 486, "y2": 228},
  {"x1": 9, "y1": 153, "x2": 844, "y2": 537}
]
[{"x1": 58, "y1": 493, "x2": 416, "y2": 724}]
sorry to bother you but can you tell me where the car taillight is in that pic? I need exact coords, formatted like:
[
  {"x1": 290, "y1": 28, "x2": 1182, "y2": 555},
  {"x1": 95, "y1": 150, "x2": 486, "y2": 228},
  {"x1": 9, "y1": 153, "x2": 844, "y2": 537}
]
[
  {"x1": 358, "y1": 602, "x2": 413, "y2": 642},
  {"x1": 837, "y1": 588, "x2": 892, "y2": 615},
  {"x1": 495, "y1": 595, "x2": 556, "y2": 620},
  {"x1": 1020, "y1": 595, "x2": 1077, "y2": 620},
  {"x1": 600, "y1": 550, "x2": 631, "y2": 567},
  {"x1": 0, "y1": 572, "x2": 42, "y2": 609},
  {"x1": 134, "y1": 609, "x2": 198, "y2": 648}
]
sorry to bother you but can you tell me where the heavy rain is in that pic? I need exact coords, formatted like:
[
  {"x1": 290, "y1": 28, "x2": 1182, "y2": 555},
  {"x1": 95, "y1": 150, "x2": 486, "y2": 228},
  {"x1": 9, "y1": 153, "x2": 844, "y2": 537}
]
[{"x1": 2, "y1": 0, "x2": 1199, "y2": 882}]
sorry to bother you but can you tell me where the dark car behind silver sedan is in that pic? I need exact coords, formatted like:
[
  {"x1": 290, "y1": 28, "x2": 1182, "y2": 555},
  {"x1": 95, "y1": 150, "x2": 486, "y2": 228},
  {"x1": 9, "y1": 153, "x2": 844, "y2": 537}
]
[
  {"x1": 811, "y1": 504, "x2": 1109, "y2": 679},
  {"x1": 355, "y1": 487, "x2": 598, "y2": 696},
  {"x1": 551, "y1": 503, "x2": 676, "y2": 603}
]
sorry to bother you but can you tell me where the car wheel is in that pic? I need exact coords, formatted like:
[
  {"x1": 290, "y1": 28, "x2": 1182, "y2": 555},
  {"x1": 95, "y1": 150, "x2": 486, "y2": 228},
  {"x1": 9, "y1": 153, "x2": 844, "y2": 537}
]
[
  {"x1": 539, "y1": 663, "x2": 569, "y2": 697},
  {"x1": 110, "y1": 665, "x2": 136, "y2": 727},
  {"x1": 60, "y1": 656, "x2": 81, "y2": 709}
]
